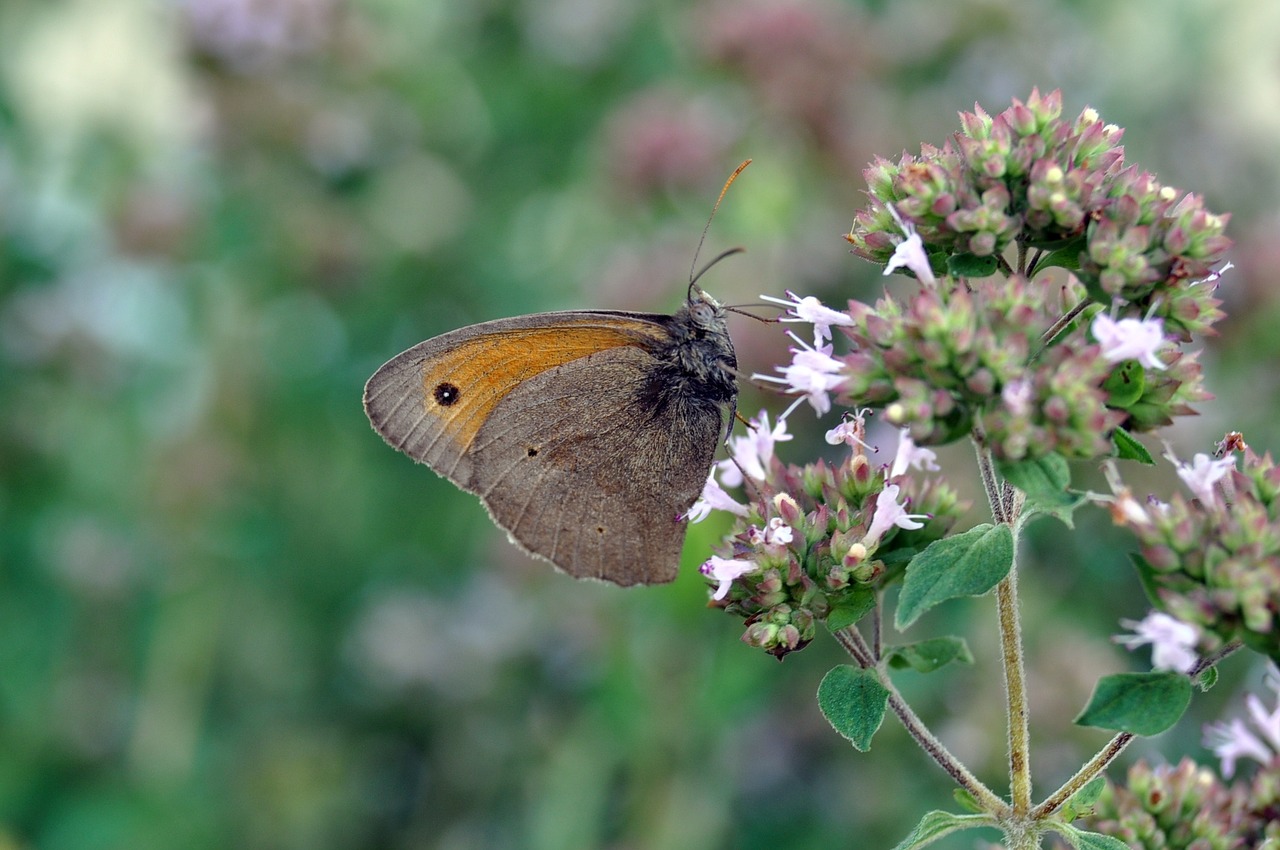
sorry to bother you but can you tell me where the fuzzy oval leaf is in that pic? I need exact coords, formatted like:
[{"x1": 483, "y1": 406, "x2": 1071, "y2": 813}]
[
  {"x1": 817, "y1": 666, "x2": 888, "y2": 752},
  {"x1": 1050, "y1": 822, "x2": 1132, "y2": 850},
  {"x1": 1068, "y1": 775, "x2": 1107, "y2": 810},
  {"x1": 896, "y1": 524, "x2": 1014, "y2": 630},
  {"x1": 1059, "y1": 775, "x2": 1107, "y2": 821},
  {"x1": 827, "y1": 586, "x2": 877, "y2": 632},
  {"x1": 947, "y1": 252, "x2": 1000, "y2": 278},
  {"x1": 890, "y1": 811, "x2": 997, "y2": 850},
  {"x1": 885, "y1": 636, "x2": 974, "y2": 673},
  {"x1": 1030, "y1": 242, "x2": 1085, "y2": 275},
  {"x1": 997, "y1": 453, "x2": 1071, "y2": 503},
  {"x1": 1075, "y1": 671, "x2": 1192, "y2": 736},
  {"x1": 1112, "y1": 427, "x2": 1155, "y2": 464},
  {"x1": 999, "y1": 453, "x2": 1080, "y2": 527}
]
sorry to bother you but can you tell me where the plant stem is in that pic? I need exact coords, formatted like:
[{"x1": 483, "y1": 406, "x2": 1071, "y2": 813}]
[
  {"x1": 1032, "y1": 732, "x2": 1133, "y2": 818},
  {"x1": 832, "y1": 625, "x2": 875, "y2": 668},
  {"x1": 971, "y1": 423, "x2": 1005, "y2": 522},
  {"x1": 1037, "y1": 300, "x2": 1089, "y2": 356},
  {"x1": 1192, "y1": 639, "x2": 1243, "y2": 676},
  {"x1": 1031, "y1": 640, "x2": 1243, "y2": 818},
  {"x1": 996, "y1": 567, "x2": 1033, "y2": 815},
  {"x1": 972, "y1": 435, "x2": 1032, "y2": 814},
  {"x1": 833, "y1": 625, "x2": 1009, "y2": 816}
]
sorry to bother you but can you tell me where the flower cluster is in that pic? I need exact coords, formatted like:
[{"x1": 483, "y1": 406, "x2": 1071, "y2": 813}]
[
  {"x1": 830, "y1": 274, "x2": 1135, "y2": 459},
  {"x1": 759, "y1": 90, "x2": 1224, "y2": 462},
  {"x1": 1103, "y1": 437, "x2": 1280, "y2": 663},
  {"x1": 1083, "y1": 758, "x2": 1280, "y2": 850},
  {"x1": 1079, "y1": 172, "x2": 1231, "y2": 341},
  {"x1": 845, "y1": 89, "x2": 1230, "y2": 340},
  {"x1": 692, "y1": 412, "x2": 966, "y2": 658}
]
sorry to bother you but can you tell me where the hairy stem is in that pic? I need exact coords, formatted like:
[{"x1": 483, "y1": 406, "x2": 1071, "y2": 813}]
[
  {"x1": 1032, "y1": 732, "x2": 1133, "y2": 819},
  {"x1": 973, "y1": 435, "x2": 1032, "y2": 813},
  {"x1": 1192, "y1": 639, "x2": 1243, "y2": 676},
  {"x1": 1037, "y1": 300, "x2": 1089, "y2": 355},
  {"x1": 833, "y1": 626, "x2": 1009, "y2": 815},
  {"x1": 1032, "y1": 640, "x2": 1244, "y2": 818},
  {"x1": 997, "y1": 568, "x2": 1032, "y2": 814},
  {"x1": 832, "y1": 624, "x2": 875, "y2": 668}
]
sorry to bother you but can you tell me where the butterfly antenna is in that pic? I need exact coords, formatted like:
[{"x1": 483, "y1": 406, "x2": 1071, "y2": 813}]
[
  {"x1": 690, "y1": 246, "x2": 746, "y2": 291},
  {"x1": 724, "y1": 303, "x2": 775, "y2": 324},
  {"x1": 688, "y1": 158, "x2": 752, "y2": 298}
]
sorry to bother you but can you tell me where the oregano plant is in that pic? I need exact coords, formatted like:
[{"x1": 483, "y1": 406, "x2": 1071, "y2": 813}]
[{"x1": 689, "y1": 90, "x2": 1279, "y2": 849}]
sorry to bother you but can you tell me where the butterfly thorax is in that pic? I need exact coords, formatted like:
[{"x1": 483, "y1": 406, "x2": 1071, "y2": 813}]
[{"x1": 638, "y1": 292, "x2": 738, "y2": 423}]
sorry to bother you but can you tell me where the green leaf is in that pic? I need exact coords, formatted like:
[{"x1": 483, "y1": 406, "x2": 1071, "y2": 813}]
[
  {"x1": 1021, "y1": 490, "x2": 1087, "y2": 530},
  {"x1": 889, "y1": 811, "x2": 997, "y2": 850},
  {"x1": 827, "y1": 586, "x2": 877, "y2": 632},
  {"x1": 1029, "y1": 242, "x2": 1085, "y2": 275},
  {"x1": 1068, "y1": 775, "x2": 1107, "y2": 809},
  {"x1": 1197, "y1": 665, "x2": 1219, "y2": 692},
  {"x1": 1049, "y1": 822, "x2": 1132, "y2": 850},
  {"x1": 817, "y1": 666, "x2": 889, "y2": 751},
  {"x1": 997, "y1": 453, "x2": 1071, "y2": 503},
  {"x1": 1075, "y1": 671, "x2": 1192, "y2": 735},
  {"x1": 1241, "y1": 629, "x2": 1280, "y2": 665},
  {"x1": 1103, "y1": 361, "x2": 1145, "y2": 409},
  {"x1": 1112, "y1": 427, "x2": 1155, "y2": 464},
  {"x1": 951, "y1": 788, "x2": 982, "y2": 814},
  {"x1": 896, "y1": 524, "x2": 1014, "y2": 629},
  {"x1": 999, "y1": 453, "x2": 1081, "y2": 528},
  {"x1": 885, "y1": 636, "x2": 974, "y2": 673},
  {"x1": 1129, "y1": 553, "x2": 1163, "y2": 608},
  {"x1": 947, "y1": 252, "x2": 999, "y2": 278},
  {"x1": 1059, "y1": 775, "x2": 1107, "y2": 820}
]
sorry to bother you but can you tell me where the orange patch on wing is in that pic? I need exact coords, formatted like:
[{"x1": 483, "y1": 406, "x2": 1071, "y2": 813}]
[{"x1": 422, "y1": 323, "x2": 661, "y2": 452}]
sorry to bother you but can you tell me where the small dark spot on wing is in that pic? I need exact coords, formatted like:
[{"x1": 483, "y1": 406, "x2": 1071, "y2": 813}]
[{"x1": 434, "y1": 382, "x2": 461, "y2": 406}]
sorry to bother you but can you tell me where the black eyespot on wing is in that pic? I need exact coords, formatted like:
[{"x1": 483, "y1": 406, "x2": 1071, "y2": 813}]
[
  {"x1": 433, "y1": 382, "x2": 461, "y2": 406},
  {"x1": 526, "y1": 446, "x2": 539, "y2": 457}
]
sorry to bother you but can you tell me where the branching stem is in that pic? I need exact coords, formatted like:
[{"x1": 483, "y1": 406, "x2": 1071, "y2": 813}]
[{"x1": 833, "y1": 626, "x2": 1009, "y2": 816}]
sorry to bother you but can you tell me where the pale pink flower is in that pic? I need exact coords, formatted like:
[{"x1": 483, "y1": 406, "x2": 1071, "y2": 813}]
[
  {"x1": 748, "y1": 516, "x2": 793, "y2": 547},
  {"x1": 762, "y1": 291, "x2": 855, "y2": 346},
  {"x1": 1001, "y1": 379, "x2": 1034, "y2": 417},
  {"x1": 882, "y1": 205, "x2": 936, "y2": 285},
  {"x1": 890, "y1": 428, "x2": 940, "y2": 477},
  {"x1": 1165, "y1": 447, "x2": 1236, "y2": 506},
  {"x1": 753, "y1": 334, "x2": 846, "y2": 416},
  {"x1": 1204, "y1": 718, "x2": 1273, "y2": 778},
  {"x1": 699, "y1": 556, "x2": 757, "y2": 600},
  {"x1": 864, "y1": 483, "x2": 928, "y2": 545},
  {"x1": 686, "y1": 474, "x2": 749, "y2": 523},
  {"x1": 1114, "y1": 611, "x2": 1199, "y2": 673},
  {"x1": 1204, "y1": 672, "x2": 1280, "y2": 777},
  {"x1": 825, "y1": 409, "x2": 872, "y2": 449},
  {"x1": 712, "y1": 409, "x2": 791, "y2": 489},
  {"x1": 1092, "y1": 314, "x2": 1167, "y2": 371}
]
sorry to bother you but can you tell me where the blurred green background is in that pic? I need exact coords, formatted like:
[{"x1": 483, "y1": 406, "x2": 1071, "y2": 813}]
[{"x1": 2, "y1": 0, "x2": 1279, "y2": 848}]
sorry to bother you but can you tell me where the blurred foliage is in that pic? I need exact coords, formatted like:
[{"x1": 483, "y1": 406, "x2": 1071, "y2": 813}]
[{"x1": 1, "y1": 0, "x2": 1279, "y2": 848}]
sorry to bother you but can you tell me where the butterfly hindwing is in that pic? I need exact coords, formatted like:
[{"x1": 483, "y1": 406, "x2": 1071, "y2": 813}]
[{"x1": 467, "y1": 346, "x2": 721, "y2": 584}]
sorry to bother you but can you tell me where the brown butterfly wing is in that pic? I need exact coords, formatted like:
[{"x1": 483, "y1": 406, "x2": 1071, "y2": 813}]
[
  {"x1": 363, "y1": 314, "x2": 668, "y2": 484},
  {"x1": 467, "y1": 346, "x2": 721, "y2": 585},
  {"x1": 363, "y1": 314, "x2": 720, "y2": 585}
]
